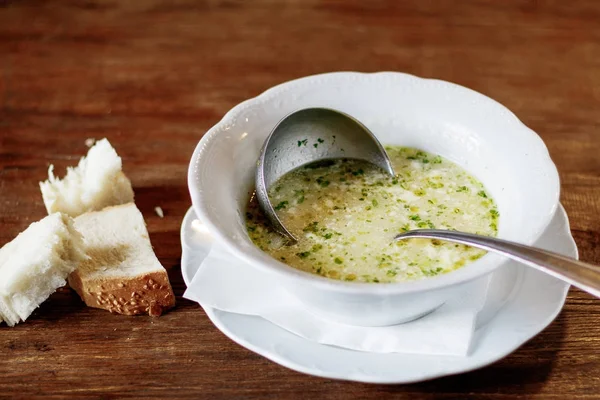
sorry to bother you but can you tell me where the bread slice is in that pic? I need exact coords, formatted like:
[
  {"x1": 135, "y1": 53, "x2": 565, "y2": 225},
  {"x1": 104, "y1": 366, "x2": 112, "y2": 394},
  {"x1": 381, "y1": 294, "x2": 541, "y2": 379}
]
[
  {"x1": 68, "y1": 203, "x2": 175, "y2": 316},
  {"x1": 39, "y1": 138, "x2": 134, "y2": 217},
  {"x1": 0, "y1": 213, "x2": 87, "y2": 326}
]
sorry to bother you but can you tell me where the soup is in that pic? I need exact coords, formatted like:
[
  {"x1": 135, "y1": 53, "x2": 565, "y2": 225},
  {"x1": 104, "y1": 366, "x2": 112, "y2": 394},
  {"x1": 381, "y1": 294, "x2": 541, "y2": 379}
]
[{"x1": 245, "y1": 146, "x2": 499, "y2": 283}]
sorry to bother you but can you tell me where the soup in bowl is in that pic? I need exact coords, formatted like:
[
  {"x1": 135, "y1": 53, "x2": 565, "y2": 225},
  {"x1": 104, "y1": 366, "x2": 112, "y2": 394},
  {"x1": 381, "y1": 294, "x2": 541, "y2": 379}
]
[
  {"x1": 188, "y1": 72, "x2": 559, "y2": 326},
  {"x1": 246, "y1": 146, "x2": 499, "y2": 283}
]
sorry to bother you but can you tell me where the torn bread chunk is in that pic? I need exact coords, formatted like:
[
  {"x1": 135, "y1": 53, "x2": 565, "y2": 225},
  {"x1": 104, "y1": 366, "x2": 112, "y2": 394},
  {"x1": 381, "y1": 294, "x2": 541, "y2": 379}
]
[
  {"x1": 68, "y1": 203, "x2": 175, "y2": 316},
  {"x1": 39, "y1": 138, "x2": 134, "y2": 217},
  {"x1": 0, "y1": 213, "x2": 87, "y2": 326}
]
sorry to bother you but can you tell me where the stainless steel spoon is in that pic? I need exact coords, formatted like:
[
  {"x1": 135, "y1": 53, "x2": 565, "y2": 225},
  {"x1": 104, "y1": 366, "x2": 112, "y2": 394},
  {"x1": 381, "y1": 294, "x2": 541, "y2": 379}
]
[
  {"x1": 395, "y1": 229, "x2": 600, "y2": 298},
  {"x1": 256, "y1": 108, "x2": 395, "y2": 243}
]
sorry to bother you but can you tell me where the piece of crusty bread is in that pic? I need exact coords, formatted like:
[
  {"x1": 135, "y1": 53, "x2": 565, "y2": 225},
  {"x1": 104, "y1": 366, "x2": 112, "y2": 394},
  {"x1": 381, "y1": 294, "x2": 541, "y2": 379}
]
[
  {"x1": 0, "y1": 213, "x2": 87, "y2": 326},
  {"x1": 39, "y1": 138, "x2": 134, "y2": 217},
  {"x1": 68, "y1": 203, "x2": 175, "y2": 316}
]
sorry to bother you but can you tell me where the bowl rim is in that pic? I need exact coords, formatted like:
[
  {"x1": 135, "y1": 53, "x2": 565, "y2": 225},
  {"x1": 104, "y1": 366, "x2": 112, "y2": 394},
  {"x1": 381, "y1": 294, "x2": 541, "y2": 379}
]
[{"x1": 188, "y1": 71, "x2": 561, "y2": 294}]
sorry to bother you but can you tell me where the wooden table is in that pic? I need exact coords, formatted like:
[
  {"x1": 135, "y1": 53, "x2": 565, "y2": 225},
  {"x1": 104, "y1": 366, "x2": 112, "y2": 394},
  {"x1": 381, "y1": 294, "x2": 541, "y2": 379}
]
[{"x1": 1, "y1": 1, "x2": 599, "y2": 398}]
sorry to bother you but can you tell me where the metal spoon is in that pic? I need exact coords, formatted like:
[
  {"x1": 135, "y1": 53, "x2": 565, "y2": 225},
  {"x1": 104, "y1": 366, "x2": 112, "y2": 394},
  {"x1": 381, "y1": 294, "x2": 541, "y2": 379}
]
[
  {"x1": 256, "y1": 108, "x2": 395, "y2": 243},
  {"x1": 395, "y1": 229, "x2": 600, "y2": 298}
]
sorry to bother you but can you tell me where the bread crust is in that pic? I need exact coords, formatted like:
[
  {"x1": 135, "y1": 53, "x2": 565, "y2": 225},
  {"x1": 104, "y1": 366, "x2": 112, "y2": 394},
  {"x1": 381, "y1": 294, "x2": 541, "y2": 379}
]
[{"x1": 68, "y1": 270, "x2": 175, "y2": 317}]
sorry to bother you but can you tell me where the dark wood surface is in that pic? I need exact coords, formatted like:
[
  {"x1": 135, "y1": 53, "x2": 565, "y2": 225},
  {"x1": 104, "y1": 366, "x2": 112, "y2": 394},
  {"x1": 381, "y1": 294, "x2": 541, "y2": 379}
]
[{"x1": 1, "y1": 1, "x2": 599, "y2": 398}]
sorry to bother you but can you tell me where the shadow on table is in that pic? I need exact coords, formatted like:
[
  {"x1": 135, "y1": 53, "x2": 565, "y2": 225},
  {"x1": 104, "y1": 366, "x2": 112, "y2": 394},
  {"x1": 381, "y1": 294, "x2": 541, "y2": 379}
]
[
  {"x1": 4, "y1": 286, "x2": 91, "y2": 331},
  {"x1": 372, "y1": 312, "x2": 568, "y2": 397}
]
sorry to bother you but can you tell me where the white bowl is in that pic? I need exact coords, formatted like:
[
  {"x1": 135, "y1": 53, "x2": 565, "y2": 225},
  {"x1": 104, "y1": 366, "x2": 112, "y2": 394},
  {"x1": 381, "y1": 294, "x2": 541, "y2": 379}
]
[{"x1": 188, "y1": 72, "x2": 560, "y2": 326}]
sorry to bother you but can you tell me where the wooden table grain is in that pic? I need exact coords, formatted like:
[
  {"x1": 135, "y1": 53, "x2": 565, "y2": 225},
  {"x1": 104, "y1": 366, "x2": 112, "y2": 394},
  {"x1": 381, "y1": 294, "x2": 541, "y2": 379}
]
[{"x1": 1, "y1": 1, "x2": 599, "y2": 398}]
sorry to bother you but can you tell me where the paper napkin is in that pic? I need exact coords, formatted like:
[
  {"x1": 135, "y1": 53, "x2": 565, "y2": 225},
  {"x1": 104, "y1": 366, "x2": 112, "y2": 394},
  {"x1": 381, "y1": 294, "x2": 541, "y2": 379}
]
[{"x1": 183, "y1": 244, "x2": 497, "y2": 356}]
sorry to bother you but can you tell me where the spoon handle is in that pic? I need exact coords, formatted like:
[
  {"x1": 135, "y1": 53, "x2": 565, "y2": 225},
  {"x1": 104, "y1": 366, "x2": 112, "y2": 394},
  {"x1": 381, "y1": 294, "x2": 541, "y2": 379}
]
[{"x1": 395, "y1": 229, "x2": 600, "y2": 298}]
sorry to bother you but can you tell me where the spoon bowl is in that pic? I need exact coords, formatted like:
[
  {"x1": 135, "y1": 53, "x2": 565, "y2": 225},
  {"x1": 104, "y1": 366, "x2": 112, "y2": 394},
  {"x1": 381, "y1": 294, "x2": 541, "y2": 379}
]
[{"x1": 255, "y1": 107, "x2": 394, "y2": 242}]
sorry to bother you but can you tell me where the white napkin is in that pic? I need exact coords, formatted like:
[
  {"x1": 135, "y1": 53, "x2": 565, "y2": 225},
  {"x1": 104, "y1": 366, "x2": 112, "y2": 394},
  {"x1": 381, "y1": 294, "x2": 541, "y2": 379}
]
[{"x1": 184, "y1": 245, "x2": 494, "y2": 356}]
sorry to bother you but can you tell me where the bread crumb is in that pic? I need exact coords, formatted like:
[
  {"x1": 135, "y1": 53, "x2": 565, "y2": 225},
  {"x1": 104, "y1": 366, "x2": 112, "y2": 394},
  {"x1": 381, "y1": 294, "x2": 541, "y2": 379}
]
[
  {"x1": 84, "y1": 138, "x2": 96, "y2": 147},
  {"x1": 155, "y1": 206, "x2": 164, "y2": 218}
]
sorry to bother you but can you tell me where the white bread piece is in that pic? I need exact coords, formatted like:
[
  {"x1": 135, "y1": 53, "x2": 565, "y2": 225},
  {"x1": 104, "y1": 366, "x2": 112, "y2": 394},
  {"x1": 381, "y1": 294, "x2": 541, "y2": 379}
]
[
  {"x1": 0, "y1": 213, "x2": 87, "y2": 326},
  {"x1": 68, "y1": 203, "x2": 175, "y2": 316},
  {"x1": 39, "y1": 138, "x2": 134, "y2": 218}
]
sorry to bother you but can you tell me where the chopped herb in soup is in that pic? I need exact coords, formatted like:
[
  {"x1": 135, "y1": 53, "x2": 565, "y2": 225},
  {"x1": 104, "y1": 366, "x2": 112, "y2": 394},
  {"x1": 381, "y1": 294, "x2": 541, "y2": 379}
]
[{"x1": 246, "y1": 146, "x2": 499, "y2": 283}]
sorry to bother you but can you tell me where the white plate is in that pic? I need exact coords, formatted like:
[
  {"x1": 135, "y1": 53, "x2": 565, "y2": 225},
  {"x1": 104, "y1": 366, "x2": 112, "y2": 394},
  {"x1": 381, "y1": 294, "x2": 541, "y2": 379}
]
[{"x1": 181, "y1": 205, "x2": 575, "y2": 384}]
